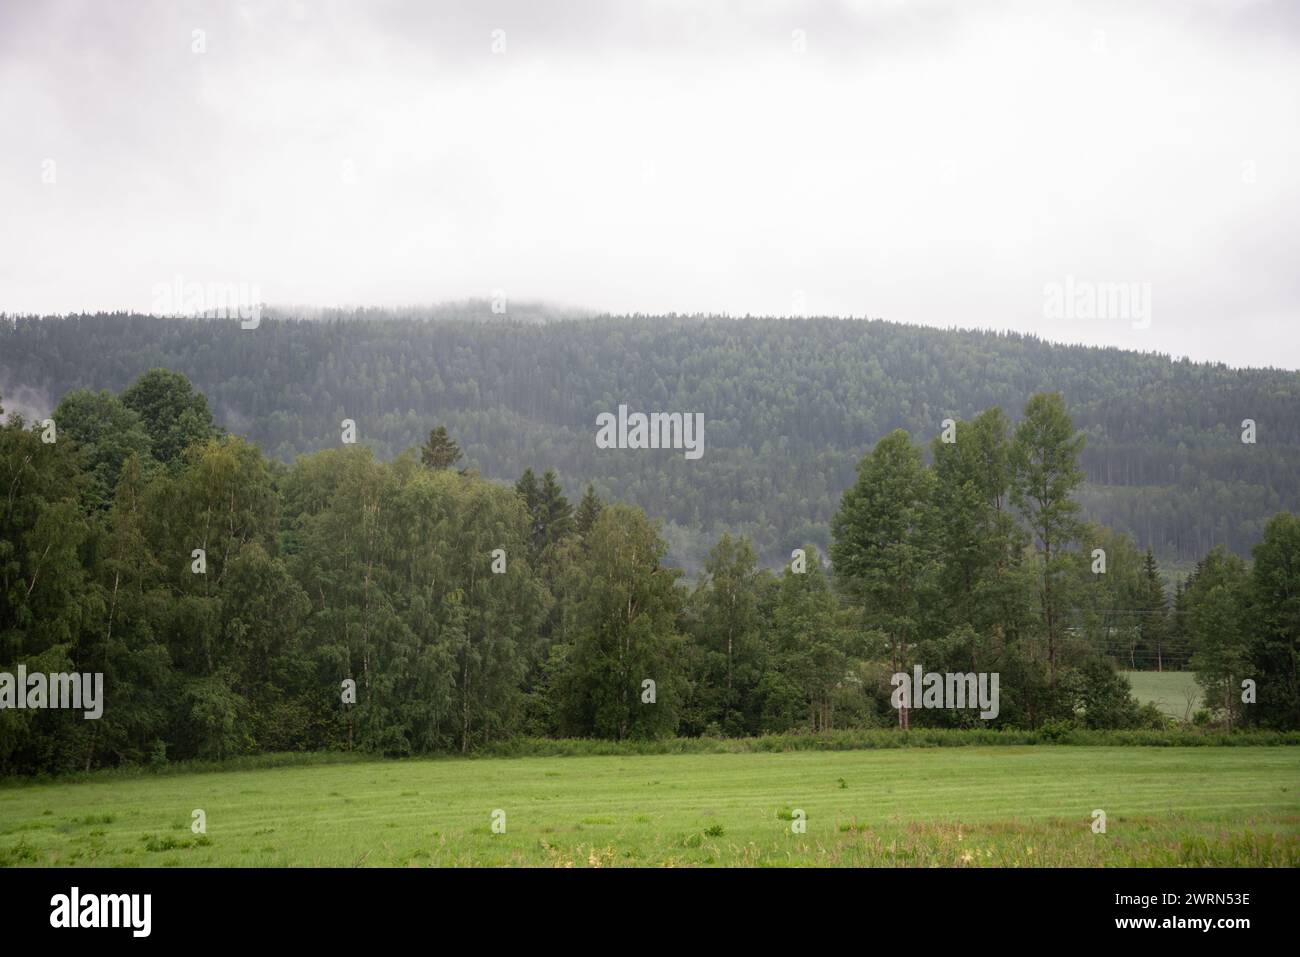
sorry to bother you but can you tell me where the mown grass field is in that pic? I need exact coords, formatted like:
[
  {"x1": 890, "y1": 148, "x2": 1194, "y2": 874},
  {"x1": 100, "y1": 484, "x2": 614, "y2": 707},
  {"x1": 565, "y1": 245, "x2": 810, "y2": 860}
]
[
  {"x1": 1122, "y1": 671, "x2": 1204, "y2": 720},
  {"x1": 1, "y1": 747, "x2": 1296, "y2": 867}
]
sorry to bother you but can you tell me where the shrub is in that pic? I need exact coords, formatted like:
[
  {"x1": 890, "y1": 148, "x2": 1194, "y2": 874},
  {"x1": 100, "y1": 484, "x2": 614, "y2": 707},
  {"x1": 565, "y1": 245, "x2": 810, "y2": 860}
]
[{"x1": 1038, "y1": 719, "x2": 1075, "y2": 742}]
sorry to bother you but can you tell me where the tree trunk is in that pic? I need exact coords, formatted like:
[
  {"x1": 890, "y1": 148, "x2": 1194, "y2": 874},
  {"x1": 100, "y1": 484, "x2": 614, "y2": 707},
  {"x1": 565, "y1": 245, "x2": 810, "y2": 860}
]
[
  {"x1": 462, "y1": 659, "x2": 470, "y2": 753},
  {"x1": 893, "y1": 639, "x2": 909, "y2": 729},
  {"x1": 1044, "y1": 537, "x2": 1057, "y2": 689},
  {"x1": 87, "y1": 571, "x2": 120, "y2": 772}
]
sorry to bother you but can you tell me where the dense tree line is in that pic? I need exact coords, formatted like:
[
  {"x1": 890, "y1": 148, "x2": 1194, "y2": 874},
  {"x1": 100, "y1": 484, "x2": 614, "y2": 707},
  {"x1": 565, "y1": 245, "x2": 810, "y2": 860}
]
[
  {"x1": 3, "y1": 313, "x2": 1298, "y2": 572},
  {"x1": 2, "y1": 372, "x2": 1294, "y2": 774}
]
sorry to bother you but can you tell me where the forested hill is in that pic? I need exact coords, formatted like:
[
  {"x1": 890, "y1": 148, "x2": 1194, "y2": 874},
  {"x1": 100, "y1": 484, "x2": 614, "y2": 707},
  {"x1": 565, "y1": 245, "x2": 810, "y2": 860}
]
[{"x1": 3, "y1": 312, "x2": 1297, "y2": 571}]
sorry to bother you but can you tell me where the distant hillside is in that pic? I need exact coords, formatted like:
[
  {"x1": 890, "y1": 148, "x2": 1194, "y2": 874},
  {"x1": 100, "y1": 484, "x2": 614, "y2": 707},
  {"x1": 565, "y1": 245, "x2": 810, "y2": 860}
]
[{"x1": 3, "y1": 312, "x2": 1297, "y2": 572}]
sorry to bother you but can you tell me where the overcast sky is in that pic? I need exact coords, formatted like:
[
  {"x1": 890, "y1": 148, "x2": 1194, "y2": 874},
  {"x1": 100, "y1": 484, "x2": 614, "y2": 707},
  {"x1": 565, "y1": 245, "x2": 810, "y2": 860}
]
[{"x1": 1, "y1": 0, "x2": 1296, "y2": 368}]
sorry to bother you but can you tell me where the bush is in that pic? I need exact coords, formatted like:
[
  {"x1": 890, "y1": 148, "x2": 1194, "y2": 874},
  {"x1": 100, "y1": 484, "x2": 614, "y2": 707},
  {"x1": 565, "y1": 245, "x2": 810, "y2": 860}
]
[
  {"x1": 1038, "y1": 719, "x2": 1075, "y2": 742},
  {"x1": 1136, "y1": 702, "x2": 1171, "y2": 730}
]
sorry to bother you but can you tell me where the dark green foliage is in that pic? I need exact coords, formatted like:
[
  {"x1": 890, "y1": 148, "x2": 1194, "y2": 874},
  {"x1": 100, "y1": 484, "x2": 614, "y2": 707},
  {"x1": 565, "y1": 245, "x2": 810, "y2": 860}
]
[
  {"x1": 832, "y1": 430, "x2": 938, "y2": 728},
  {"x1": 1011, "y1": 392, "x2": 1086, "y2": 690},
  {"x1": 419, "y1": 426, "x2": 462, "y2": 470},
  {"x1": 51, "y1": 390, "x2": 153, "y2": 509},
  {"x1": 681, "y1": 533, "x2": 769, "y2": 736},
  {"x1": 1247, "y1": 513, "x2": 1300, "y2": 729},
  {"x1": 574, "y1": 484, "x2": 604, "y2": 539},
  {"x1": 4, "y1": 313, "x2": 1297, "y2": 570},
  {"x1": 119, "y1": 368, "x2": 221, "y2": 467},
  {"x1": 1186, "y1": 548, "x2": 1253, "y2": 729},
  {"x1": 0, "y1": 367, "x2": 1295, "y2": 776},
  {"x1": 759, "y1": 547, "x2": 856, "y2": 733},
  {"x1": 1071, "y1": 659, "x2": 1144, "y2": 730},
  {"x1": 555, "y1": 505, "x2": 684, "y2": 740}
]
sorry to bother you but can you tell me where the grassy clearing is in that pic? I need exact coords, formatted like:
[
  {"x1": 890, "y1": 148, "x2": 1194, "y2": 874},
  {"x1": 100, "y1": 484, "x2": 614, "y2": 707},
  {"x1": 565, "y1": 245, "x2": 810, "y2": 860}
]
[
  {"x1": 1122, "y1": 671, "x2": 1205, "y2": 721},
  {"x1": 0, "y1": 746, "x2": 1295, "y2": 867}
]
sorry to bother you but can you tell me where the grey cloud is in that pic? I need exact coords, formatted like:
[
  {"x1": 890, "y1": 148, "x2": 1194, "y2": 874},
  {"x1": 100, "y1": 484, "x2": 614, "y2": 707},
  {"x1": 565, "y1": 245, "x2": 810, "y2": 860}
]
[{"x1": 0, "y1": 0, "x2": 1296, "y2": 368}]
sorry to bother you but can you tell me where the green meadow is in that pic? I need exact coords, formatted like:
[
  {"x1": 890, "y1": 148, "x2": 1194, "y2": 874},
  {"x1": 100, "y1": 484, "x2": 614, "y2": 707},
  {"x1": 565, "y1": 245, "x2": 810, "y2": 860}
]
[
  {"x1": 1121, "y1": 671, "x2": 1205, "y2": 721},
  {"x1": 2, "y1": 746, "x2": 1296, "y2": 867}
]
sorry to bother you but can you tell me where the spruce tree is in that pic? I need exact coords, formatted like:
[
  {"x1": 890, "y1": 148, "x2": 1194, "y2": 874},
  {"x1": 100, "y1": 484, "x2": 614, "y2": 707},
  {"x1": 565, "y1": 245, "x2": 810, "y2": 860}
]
[
  {"x1": 420, "y1": 426, "x2": 462, "y2": 470},
  {"x1": 574, "y1": 483, "x2": 604, "y2": 538}
]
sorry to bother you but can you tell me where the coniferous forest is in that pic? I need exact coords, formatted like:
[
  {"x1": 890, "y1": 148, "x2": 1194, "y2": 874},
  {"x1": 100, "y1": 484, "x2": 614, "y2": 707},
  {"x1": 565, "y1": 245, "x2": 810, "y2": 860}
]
[
  {"x1": 2, "y1": 340, "x2": 1297, "y2": 775},
  {"x1": 3, "y1": 312, "x2": 1298, "y2": 573}
]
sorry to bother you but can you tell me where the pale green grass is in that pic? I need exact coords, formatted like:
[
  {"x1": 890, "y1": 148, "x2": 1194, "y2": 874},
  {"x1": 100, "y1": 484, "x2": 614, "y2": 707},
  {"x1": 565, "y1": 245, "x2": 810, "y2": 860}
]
[
  {"x1": 1, "y1": 747, "x2": 1295, "y2": 867},
  {"x1": 1123, "y1": 671, "x2": 1204, "y2": 721}
]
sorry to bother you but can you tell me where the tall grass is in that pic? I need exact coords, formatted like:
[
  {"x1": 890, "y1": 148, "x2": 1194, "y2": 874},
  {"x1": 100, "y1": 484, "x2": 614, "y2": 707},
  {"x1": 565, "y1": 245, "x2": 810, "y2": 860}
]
[
  {"x1": 4, "y1": 727, "x2": 1295, "y2": 787},
  {"x1": 478, "y1": 727, "x2": 1300, "y2": 758}
]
